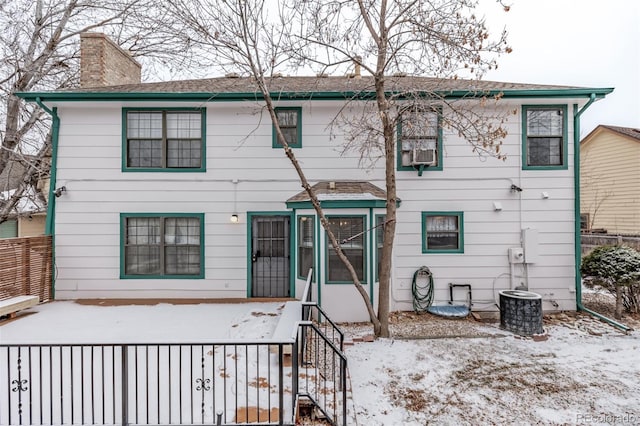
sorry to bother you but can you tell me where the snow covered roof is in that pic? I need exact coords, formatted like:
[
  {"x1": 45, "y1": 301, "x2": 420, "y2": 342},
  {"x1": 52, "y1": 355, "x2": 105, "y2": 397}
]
[{"x1": 287, "y1": 181, "x2": 387, "y2": 203}]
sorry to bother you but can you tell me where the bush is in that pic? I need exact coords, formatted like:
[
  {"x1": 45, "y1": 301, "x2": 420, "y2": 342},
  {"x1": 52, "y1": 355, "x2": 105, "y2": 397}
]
[{"x1": 581, "y1": 245, "x2": 640, "y2": 318}]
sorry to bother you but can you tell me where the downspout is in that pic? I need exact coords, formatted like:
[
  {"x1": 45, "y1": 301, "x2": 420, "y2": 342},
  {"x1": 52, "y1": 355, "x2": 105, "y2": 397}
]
[
  {"x1": 574, "y1": 95, "x2": 631, "y2": 332},
  {"x1": 35, "y1": 97, "x2": 59, "y2": 299}
]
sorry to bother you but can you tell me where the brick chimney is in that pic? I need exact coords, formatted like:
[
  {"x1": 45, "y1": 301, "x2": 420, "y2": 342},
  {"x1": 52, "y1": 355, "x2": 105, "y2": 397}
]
[{"x1": 80, "y1": 33, "x2": 141, "y2": 88}]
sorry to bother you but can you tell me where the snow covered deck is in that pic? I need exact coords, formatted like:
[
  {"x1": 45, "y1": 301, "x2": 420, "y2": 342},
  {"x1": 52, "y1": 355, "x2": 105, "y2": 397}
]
[
  {"x1": 0, "y1": 300, "x2": 299, "y2": 344},
  {"x1": 0, "y1": 300, "x2": 321, "y2": 425}
]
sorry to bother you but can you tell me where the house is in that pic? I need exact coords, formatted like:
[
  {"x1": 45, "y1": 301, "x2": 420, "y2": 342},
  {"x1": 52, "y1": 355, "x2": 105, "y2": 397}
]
[
  {"x1": 580, "y1": 125, "x2": 640, "y2": 234},
  {"x1": 0, "y1": 159, "x2": 47, "y2": 238},
  {"x1": 15, "y1": 33, "x2": 613, "y2": 322}
]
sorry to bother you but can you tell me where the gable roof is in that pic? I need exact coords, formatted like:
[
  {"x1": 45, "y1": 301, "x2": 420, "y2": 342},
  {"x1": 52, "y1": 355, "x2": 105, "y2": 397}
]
[
  {"x1": 16, "y1": 75, "x2": 613, "y2": 102},
  {"x1": 581, "y1": 124, "x2": 640, "y2": 145},
  {"x1": 286, "y1": 181, "x2": 395, "y2": 209}
]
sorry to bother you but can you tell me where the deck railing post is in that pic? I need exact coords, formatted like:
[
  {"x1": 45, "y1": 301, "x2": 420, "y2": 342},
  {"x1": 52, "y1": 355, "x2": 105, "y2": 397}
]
[
  {"x1": 341, "y1": 356, "x2": 347, "y2": 426},
  {"x1": 278, "y1": 344, "x2": 284, "y2": 425},
  {"x1": 292, "y1": 338, "x2": 299, "y2": 411},
  {"x1": 121, "y1": 345, "x2": 128, "y2": 426}
]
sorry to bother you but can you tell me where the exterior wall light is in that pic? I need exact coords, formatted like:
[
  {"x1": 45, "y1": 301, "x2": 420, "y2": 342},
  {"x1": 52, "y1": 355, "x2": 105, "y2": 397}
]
[{"x1": 230, "y1": 214, "x2": 239, "y2": 223}]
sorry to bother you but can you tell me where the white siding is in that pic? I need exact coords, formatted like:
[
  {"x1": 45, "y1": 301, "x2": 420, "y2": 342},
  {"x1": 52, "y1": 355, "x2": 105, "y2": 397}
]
[{"x1": 53, "y1": 98, "x2": 583, "y2": 317}]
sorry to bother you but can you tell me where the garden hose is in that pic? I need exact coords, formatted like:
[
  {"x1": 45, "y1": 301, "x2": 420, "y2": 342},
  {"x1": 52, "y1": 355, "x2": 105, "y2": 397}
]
[{"x1": 412, "y1": 266, "x2": 434, "y2": 313}]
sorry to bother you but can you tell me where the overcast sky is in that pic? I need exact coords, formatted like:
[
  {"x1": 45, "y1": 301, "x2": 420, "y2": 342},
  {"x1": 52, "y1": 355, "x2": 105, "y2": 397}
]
[{"x1": 478, "y1": 0, "x2": 640, "y2": 136}]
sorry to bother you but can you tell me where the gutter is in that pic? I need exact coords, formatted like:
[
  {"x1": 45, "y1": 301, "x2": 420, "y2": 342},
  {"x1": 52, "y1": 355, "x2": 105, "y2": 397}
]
[
  {"x1": 573, "y1": 94, "x2": 632, "y2": 333},
  {"x1": 35, "y1": 97, "x2": 59, "y2": 299},
  {"x1": 16, "y1": 87, "x2": 614, "y2": 103}
]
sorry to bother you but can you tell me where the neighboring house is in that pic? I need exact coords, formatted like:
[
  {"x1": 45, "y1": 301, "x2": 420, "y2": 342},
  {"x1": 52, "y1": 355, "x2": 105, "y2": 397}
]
[
  {"x1": 580, "y1": 125, "x2": 640, "y2": 235},
  {"x1": 16, "y1": 33, "x2": 613, "y2": 321},
  {"x1": 0, "y1": 160, "x2": 47, "y2": 238}
]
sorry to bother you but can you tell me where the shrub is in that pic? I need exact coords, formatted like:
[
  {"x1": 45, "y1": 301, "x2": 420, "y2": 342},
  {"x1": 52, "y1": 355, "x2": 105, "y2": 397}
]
[{"x1": 581, "y1": 245, "x2": 640, "y2": 319}]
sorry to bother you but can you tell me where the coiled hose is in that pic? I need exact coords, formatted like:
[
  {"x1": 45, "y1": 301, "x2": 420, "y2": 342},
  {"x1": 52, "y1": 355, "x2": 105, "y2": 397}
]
[{"x1": 412, "y1": 266, "x2": 434, "y2": 313}]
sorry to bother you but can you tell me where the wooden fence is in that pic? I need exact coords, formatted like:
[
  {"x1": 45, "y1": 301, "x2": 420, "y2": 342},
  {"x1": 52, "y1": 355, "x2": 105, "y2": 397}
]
[
  {"x1": 581, "y1": 233, "x2": 640, "y2": 256},
  {"x1": 0, "y1": 235, "x2": 52, "y2": 302}
]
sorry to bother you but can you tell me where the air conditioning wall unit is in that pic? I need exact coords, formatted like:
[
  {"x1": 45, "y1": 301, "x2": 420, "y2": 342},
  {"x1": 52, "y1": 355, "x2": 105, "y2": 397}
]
[{"x1": 411, "y1": 147, "x2": 436, "y2": 166}]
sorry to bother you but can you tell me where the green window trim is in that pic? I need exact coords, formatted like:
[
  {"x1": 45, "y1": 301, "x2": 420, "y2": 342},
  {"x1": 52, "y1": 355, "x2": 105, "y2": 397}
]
[
  {"x1": 272, "y1": 107, "x2": 302, "y2": 148},
  {"x1": 122, "y1": 107, "x2": 207, "y2": 172},
  {"x1": 297, "y1": 215, "x2": 315, "y2": 280},
  {"x1": 120, "y1": 213, "x2": 205, "y2": 279},
  {"x1": 521, "y1": 104, "x2": 568, "y2": 170},
  {"x1": 325, "y1": 215, "x2": 367, "y2": 284},
  {"x1": 397, "y1": 106, "x2": 443, "y2": 172},
  {"x1": 375, "y1": 214, "x2": 386, "y2": 282},
  {"x1": 0, "y1": 218, "x2": 18, "y2": 238},
  {"x1": 421, "y1": 211, "x2": 464, "y2": 254}
]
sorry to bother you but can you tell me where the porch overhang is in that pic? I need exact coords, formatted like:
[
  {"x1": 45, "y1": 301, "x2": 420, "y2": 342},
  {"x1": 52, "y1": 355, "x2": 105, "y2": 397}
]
[{"x1": 285, "y1": 181, "x2": 400, "y2": 209}]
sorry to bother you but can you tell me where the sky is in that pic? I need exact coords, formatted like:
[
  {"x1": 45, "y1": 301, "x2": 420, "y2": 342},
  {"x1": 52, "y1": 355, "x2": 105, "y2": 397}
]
[{"x1": 478, "y1": 0, "x2": 640, "y2": 136}]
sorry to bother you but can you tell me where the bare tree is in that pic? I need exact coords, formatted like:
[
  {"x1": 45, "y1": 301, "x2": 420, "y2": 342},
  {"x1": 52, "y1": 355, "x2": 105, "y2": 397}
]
[
  {"x1": 163, "y1": 0, "x2": 383, "y2": 330},
  {"x1": 165, "y1": 0, "x2": 511, "y2": 337},
  {"x1": 286, "y1": 0, "x2": 511, "y2": 337},
  {"x1": 0, "y1": 0, "x2": 200, "y2": 223}
]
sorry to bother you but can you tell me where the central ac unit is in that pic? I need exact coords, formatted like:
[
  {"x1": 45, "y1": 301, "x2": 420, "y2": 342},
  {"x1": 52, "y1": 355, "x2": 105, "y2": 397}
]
[{"x1": 411, "y1": 147, "x2": 436, "y2": 166}]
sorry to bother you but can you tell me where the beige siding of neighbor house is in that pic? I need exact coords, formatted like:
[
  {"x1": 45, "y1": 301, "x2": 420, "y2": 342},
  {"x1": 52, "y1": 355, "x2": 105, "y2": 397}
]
[
  {"x1": 18, "y1": 213, "x2": 46, "y2": 237},
  {"x1": 581, "y1": 128, "x2": 640, "y2": 234}
]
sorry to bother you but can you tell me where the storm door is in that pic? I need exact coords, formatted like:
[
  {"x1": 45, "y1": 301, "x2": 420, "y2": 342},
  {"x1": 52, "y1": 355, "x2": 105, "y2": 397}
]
[{"x1": 251, "y1": 215, "x2": 290, "y2": 297}]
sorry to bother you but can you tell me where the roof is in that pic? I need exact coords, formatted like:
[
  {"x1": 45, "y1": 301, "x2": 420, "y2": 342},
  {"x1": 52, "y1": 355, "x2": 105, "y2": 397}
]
[
  {"x1": 599, "y1": 125, "x2": 640, "y2": 141},
  {"x1": 16, "y1": 75, "x2": 613, "y2": 102},
  {"x1": 581, "y1": 124, "x2": 640, "y2": 144},
  {"x1": 287, "y1": 181, "x2": 387, "y2": 203},
  {"x1": 286, "y1": 181, "x2": 396, "y2": 209}
]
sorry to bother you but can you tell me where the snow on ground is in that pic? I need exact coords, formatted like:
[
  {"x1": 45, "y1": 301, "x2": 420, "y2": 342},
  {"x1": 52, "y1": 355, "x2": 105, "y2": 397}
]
[
  {"x1": 3, "y1": 299, "x2": 640, "y2": 425},
  {"x1": 344, "y1": 317, "x2": 640, "y2": 425},
  {"x1": 0, "y1": 300, "x2": 287, "y2": 344}
]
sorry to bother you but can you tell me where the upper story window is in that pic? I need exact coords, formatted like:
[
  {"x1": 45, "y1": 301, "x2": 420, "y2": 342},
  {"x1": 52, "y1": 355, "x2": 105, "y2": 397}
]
[
  {"x1": 522, "y1": 105, "x2": 568, "y2": 170},
  {"x1": 421, "y1": 212, "x2": 464, "y2": 254},
  {"x1": 121, "y1": 213, "x2": 204, "y2": 279},
  {"x1": 397, "y1": 107, "x2": 443, "y2": 172},
  {"x1": 123, "y1": 109, "x2": 206, "y2": 172},
  {"x1": 273, "y1": 107, "x2": 302, "y2": 148}
]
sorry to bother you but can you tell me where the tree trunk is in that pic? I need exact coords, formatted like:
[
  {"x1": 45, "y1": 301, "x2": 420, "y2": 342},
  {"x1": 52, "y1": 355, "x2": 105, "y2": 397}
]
[{"x1": 615, "y1": 285, "x2": 623, "y2": 320}]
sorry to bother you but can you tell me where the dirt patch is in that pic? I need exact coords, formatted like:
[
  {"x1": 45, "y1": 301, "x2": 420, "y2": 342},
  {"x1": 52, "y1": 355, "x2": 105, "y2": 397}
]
[
  {"x1": 251, "y1": 311, "x2": 279, "y2": 317},
  {"x1": 582, "y1": 291, "x2": 640, "y2": 330},
  {"x1": 234, "y1": 406, "x2": 279, "y2": 423},
  {"x1": 341, "y1": 310, "x2": 504, "y2": 340}
]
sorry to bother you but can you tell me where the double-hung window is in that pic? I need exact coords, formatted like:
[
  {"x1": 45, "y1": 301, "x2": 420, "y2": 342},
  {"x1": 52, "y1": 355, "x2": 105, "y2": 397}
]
[
  {"x1": 298, "y1": 216, "x2": 314, "y2": 279},
  {"x1": 523, "y1": 105, "x2": 567, "y2": 169},
  {"x1": 273, "y1": 107, "x2": 302, "y2": 148},
  {"x1": 124, "y1": 109, "x2": 206, "y2": 171},
  {"x1": 398, "y1": 107, "x2": 442, "y2": 171},
  {"x1": 422, "y1": 212, "x2": 463, "y2": 253},
  {"x1": 121, "y1": 213, "x2": 204, "y2": 278},
  {"x1": 326, "y1": 216, "x2": 365, "y2": 283}
]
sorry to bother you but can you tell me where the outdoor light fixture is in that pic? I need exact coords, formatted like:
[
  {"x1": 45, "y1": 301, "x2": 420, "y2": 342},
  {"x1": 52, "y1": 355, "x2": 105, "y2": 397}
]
[
  {"x1": 230, "y1": 179, "x2": 239, "y2": 223},
  {"x1": 54, "y1": 186, "x2": 66, "y2": 197}
]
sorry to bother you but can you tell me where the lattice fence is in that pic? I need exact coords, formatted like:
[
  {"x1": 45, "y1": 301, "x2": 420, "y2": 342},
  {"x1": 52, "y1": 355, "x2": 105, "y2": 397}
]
[{"x1": 0, "y1": 235, "x2": 52, "y2": 302}]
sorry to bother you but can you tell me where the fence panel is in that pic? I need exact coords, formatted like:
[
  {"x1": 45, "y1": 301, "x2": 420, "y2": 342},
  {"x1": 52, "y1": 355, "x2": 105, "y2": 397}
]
[
  {"x1": 0, "y1": 236, "x2": 52, "y2": 302},
  {"x1": 0, "y1": 342, "x2": 297, "y2": 426}
]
